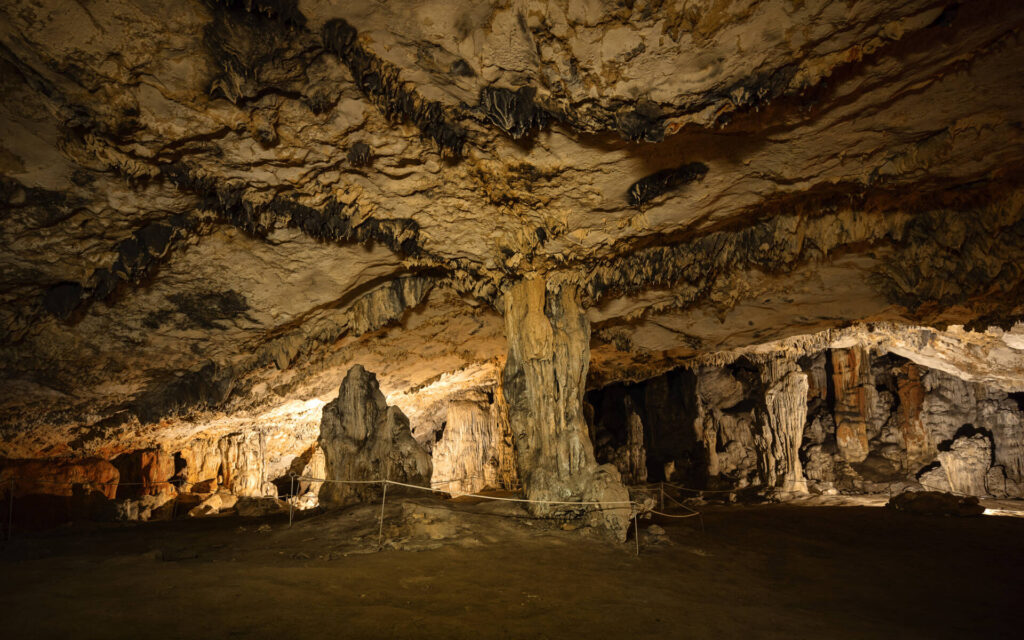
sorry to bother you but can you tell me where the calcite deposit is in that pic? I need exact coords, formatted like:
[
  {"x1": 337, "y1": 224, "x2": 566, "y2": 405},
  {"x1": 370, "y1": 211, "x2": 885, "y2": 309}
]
[{"x1": 1, "y1": 0, "x2": 1024, "y2": 535}]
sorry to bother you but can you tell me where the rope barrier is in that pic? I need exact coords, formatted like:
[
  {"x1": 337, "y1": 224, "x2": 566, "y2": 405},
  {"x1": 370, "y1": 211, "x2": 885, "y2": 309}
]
[
  {"x1": 3, "y1": 472, "x2": 708, "y2": 553},
  {"x1": 301, "y1": 475, "x2": 638, "y2": 507}
]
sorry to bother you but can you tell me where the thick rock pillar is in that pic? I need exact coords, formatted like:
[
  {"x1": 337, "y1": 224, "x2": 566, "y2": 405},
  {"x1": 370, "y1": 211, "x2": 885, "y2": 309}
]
[
  {"x1": 318, "y1": 365, "x2": 432, "y2": 508},
  {"x1": 501, "y1": 277, "x2": 630, "y2": 540},
  {"x1": 755, "y1": 357, "x2": 809, "y2": 494}
]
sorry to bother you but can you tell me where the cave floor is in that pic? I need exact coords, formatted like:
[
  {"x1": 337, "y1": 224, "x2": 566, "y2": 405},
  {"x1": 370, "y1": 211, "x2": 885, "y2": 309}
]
[{"x1": 2, "y1": 496, "x2": 1023, "y2": 639}]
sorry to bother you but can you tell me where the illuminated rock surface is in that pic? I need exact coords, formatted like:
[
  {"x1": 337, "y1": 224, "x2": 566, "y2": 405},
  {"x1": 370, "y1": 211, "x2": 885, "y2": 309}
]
[{"x1": 0, "y1": 0, "x2": 1022, "y2": 537}]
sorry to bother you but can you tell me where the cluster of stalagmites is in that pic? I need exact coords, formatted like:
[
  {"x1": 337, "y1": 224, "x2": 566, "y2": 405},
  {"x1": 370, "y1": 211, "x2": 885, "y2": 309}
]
[{"x1": 588, "y1": 346, "x2": 1024, "y2": 501}]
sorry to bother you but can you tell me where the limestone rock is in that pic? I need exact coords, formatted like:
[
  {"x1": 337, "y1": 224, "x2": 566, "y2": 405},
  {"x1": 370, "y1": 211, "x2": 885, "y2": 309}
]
[
  {"x1": 937, "y1": 433, "x2": 993, "y2": 497},
  {"x1": 607, "y1": 398, "x2": 646, "y2": 485},
  {"x1": 217, "y1": 432, "x2": 269, "y2": 498},
  {"x1": 431, "y1": 396, "x2": 517, "y2": 495},
  {"x1": 831, "y1": 347, "x2": 871, "y2": 463},
  {"x1": 754, "y1": 358, "x2": 808, "y2": 494},
  {"x1": 236, "y1": 497, "x2": 288, "y2": 517},
  {"x1": 318, "y1": 365, "x2": 432, "y2": 508},
  {"x1": 895, "y1": 363, "x2": 931, "y2": 468},
  {"x1": 188, "y1": 490, "x2": 239, "y2": 518}
]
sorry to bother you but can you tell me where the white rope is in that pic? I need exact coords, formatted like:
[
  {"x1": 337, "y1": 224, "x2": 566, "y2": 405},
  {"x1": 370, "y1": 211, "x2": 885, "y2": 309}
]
[{"x1": 299, "y1": 475, "x2": 637, "y2": 507}]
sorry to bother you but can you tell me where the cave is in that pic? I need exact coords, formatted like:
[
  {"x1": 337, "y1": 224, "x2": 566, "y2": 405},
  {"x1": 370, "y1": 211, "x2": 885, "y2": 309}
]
[{"x1": 2, "y1": 0, "x2": 1024, "y2": 637}]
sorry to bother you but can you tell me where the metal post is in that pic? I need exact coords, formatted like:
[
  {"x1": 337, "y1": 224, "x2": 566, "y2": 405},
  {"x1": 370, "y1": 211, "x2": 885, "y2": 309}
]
[
  {"x1": 288, "y1": 475, "x2": 295, "y2": 527},
  {"x1": 633, "y1": 514, "x2": 640, "y2": 557},
  {"x1": 377, "y1": 464, "x2": 390, "y2": 549},
  {"x1": 660, "y1": 482, "x2": 664, "y2": 511}
]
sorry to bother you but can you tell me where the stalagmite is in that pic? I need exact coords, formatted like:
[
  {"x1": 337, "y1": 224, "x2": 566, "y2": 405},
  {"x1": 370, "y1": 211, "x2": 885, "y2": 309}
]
[
  {"x1": 217, "y1": 432, "x2": 271, "y2": 498},
  {"x1": 318, "y1": 365, "x2": 432, "y2": 508},
  {"x1": 895, "y1": 363, "x2": 931, "y2": 468},
  {"x1": 501, "y1": 277, "x2": 630, "y2": 541},
  {"x1": 754, "y1": 357, "x2": 809, "y2": 494}
]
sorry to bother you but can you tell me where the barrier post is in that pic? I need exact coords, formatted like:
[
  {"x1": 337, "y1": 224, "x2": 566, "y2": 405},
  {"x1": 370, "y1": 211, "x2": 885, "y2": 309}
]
[
  {"x1": 288, "y1": 475, "x2": 295, "y2": 527},
  {"x1": 377, "y1": 465, "x2": 390, "y2": 549},
  {"x1": 633, "y1": 511, "x2": 640, "y2": 557},
  {"x1": 660, "y1": 482, "x2": 664, "y2": 511}
]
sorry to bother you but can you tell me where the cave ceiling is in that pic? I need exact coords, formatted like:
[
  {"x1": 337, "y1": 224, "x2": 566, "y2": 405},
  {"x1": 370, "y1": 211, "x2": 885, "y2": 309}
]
[{"x1": 1, "y1": 0, "x2": 1023, "y2": 457}]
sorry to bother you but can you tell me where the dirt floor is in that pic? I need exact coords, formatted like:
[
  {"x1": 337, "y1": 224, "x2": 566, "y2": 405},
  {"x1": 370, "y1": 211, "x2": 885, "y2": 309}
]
[{"x1": 2, "y1": 494, "x2": 1023, "y2": 639}]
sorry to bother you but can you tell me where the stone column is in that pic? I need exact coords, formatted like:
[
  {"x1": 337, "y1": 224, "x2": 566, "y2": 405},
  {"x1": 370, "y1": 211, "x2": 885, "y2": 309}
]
[
  {"x1": 895, "y1": 362, "x2": 930, "y2": 468},
  {"x1": 501, "y1": 277, "x2": 630, "y2": 540},
  {"x1": 754, "y1": 356, "x2": 809, "y2": 494},
  {"x1": 830, "y1": 347, "x2": 871, "y2": 462}
]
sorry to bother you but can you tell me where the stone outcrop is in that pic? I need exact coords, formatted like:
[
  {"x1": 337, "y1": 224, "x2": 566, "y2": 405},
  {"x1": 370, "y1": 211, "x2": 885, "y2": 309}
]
[
  {"x1": 895, "y1": 363, "x2": 931, "y2": 468},
  {"x1": 830, "y1": 348, "x2": 872, "y2": 463},
  {"x1": 502, "y1": 277, "x2": 630, "y2": 540},
  {"x1": 217, "y1": 432, "x2": 271, "y2": 498},
  {"x1": 318, "y1": 365, "x2": 432, "y2": 508},
  {"x1": 887, "y1": 491, "x2": 985, "y2": 517},
  {"x1": 178, "y1": 438, "x2": 224, "y2": 491},
  {"x1": 936, "y1": 433, "x2": 993, "y2": 497},
  {"x1": 488, "y1": 384, "x2": 520, "y2": 491}
]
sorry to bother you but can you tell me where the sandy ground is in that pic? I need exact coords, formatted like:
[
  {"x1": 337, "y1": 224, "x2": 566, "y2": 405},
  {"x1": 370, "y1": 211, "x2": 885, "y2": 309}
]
[{"x1": 2, "y1": 495, "x2": 1023, "y2": 639}]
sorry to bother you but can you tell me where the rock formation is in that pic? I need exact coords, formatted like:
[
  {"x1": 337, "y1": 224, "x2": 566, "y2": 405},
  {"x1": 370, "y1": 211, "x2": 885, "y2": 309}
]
[
  {"x1": 217, "y1": 432, "x2": 271, "y2": 497},
  {"x1": 111, "y1": 449, "x2": 176, "y2": 498},
  {"x1": 430, "y1": 392, "x2": 519, "y2": 495},
  {"x1": 1, "y1": 0, "x2": 1024, "y2": 537},
  {"x1": 754, "y1": 358, "x2": 809, "y2": 494},
  {"x1": 502, "y1": 277, "x2": 630, "y2": 540},
  {"x1": 0, "y1": 458, "x2": 119, "y2": 500},
  {"x1": 830, "y1": 348, "x2": 872, "y2": 463},
  {"x1": 318, "y1": 365, "x2": 432, "y2": 508}
]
